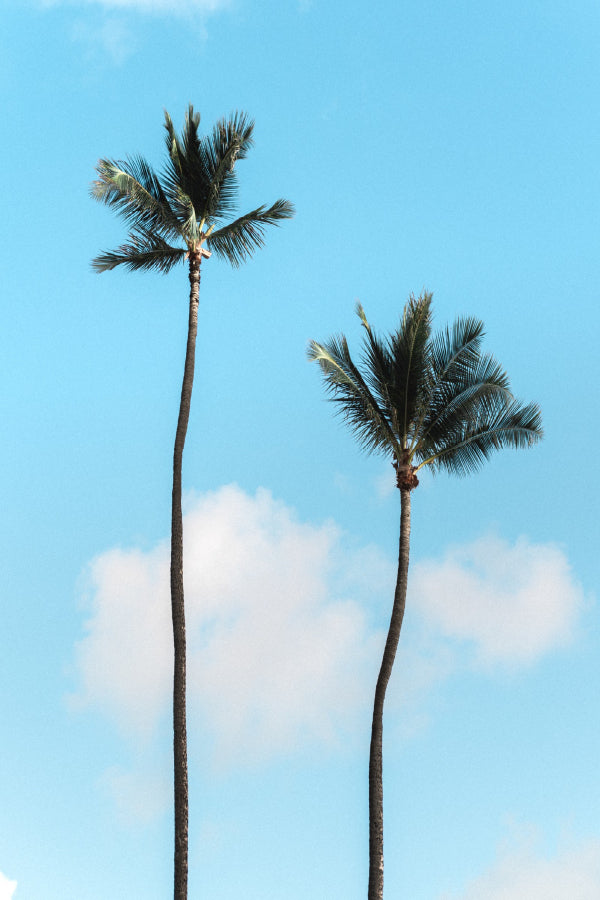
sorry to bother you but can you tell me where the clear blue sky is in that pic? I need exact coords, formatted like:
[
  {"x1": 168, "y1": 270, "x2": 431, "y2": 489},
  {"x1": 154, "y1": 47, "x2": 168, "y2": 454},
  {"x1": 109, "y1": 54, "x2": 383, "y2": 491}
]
[{"x1": 1, "y1": 0, "x2": 599, "y2": 898}]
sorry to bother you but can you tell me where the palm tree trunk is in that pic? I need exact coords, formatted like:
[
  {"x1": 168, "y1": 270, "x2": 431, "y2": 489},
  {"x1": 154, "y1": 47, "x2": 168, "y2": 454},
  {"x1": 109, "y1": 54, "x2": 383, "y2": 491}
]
[
  {"x1": 171, "y1": 255, "x2": 201, "y2": 900},
  {"x1": 368, "y1": 487, "x2": 412, "y2": 900}
]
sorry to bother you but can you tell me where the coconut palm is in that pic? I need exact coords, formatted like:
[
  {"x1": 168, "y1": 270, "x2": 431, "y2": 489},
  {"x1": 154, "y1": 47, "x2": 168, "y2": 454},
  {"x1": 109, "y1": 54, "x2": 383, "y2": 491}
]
[
  {"x1": 308, "y1": 292, "x2": 542, "y2": 900},
  {"x1": 91, "y1": 106, "x2": 294, "y2": 900}
]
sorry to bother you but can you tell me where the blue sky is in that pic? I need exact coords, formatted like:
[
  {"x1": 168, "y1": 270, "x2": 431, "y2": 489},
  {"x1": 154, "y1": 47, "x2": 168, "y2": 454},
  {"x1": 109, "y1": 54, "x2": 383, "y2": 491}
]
[{"x1": 1, "y1": 0, "x2": 599, "y2": 897}]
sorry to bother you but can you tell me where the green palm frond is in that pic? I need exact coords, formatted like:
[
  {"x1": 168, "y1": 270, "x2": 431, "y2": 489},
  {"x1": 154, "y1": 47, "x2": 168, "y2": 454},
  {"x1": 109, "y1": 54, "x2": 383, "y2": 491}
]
[
  {"x1": 388, "y1": 293, "x2": 433, "y2": 445},
  {"x1": 181, "y1": 105, "x2": 203, "y2": 164},
  {"x1": 309, "y1": 293, "x2": 542, "y2": 484},
  {"x1": 91, "y1": 157, "x2": 180, "y2": 238},
  {"x1": 200, "y1": 112, "x2": 255, "y2": 222},
  {"x1": 420, "y1": 352, "x2": 511, "y2": 448},
  {"x1": 92, "y1": 228, "x2": 186, "y2": 273},
  {"x1": 419, "y1": 397, "x2": 543, "y2": 476},
  {"x1": 355, "y1": 303, "x2": 398, "y2": 433},
  {"x1": 211, "y1": 111, "x2": 255, "y2": 162},
  {"x1": 168, "y1": 187, "x2": 198, "y2": 242},
  {"x1": 207, "y1": 199, "x2": 295, "y2": 266},
  {"x1": 92, "y1": 105, "x2": 293, "y2": 275},
  {"x1": 308, "y1": 337, "x2": 400, "y2": 457},
  {"x1": 161, "y1": 107, "x2": 254, "y2": 224},
  {"x1": 427, "y1": 317, "x2": 486, "y2": 399},
  {"x1": 162, "y1": 107, "x2": 211, "y2": 222},
  {"x1": 163, "y1": 109, "x2": 185, "y2": 175}
]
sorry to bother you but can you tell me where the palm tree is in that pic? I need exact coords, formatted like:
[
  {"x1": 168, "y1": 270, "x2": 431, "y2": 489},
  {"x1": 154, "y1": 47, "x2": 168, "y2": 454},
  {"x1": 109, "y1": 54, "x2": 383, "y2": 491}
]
[
  {"x1": 308, "y1": 292, "x2": 542, "y2": 900},
  {"x1": 91, "y1": 106, "x2": 294, "y2": 900}
]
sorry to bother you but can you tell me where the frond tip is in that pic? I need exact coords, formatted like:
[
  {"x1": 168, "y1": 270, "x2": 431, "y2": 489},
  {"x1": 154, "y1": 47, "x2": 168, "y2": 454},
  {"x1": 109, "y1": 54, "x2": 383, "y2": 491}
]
[{"x1": 309, "y1": 293, "x2": 542, "y2": 486}]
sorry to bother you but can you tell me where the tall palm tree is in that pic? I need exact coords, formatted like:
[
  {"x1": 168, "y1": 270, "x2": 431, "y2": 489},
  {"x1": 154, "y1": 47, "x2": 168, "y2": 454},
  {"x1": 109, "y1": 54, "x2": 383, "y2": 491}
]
[
  {"x1": 91, "y1": 106, "x2": 294, "y2": 900},
  {"x1": 308, "y1": 292, "x2": 542, "y2": 900}
]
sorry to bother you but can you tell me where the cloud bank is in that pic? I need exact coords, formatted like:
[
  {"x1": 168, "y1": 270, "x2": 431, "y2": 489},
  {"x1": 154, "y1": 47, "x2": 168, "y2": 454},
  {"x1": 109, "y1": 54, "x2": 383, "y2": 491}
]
[
  {"x1": 73, "y1": 485, "x2": 390, "y2": 763},
  {"x1": 72, "y1": 488, "x2": 584, "y2": 771},
  {"x1": 0, "y1": 872, "x2": 17, "y2": 900},
  {"x1": 442, "y1": 826, "x2": 600, "y2": 899},
  {"x1": 411, "y1": 534, "x2": 584, "y2": 668}
]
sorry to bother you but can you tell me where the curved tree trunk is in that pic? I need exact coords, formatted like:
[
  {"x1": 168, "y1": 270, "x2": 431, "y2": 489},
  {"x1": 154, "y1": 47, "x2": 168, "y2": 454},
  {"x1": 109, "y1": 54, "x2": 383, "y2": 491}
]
[
  {"x1": 368, "y1": 487, "x2": 412, "y2": 900},
  {"x1": 171, "y1": 255, "x2": 201, "y2": 900}
]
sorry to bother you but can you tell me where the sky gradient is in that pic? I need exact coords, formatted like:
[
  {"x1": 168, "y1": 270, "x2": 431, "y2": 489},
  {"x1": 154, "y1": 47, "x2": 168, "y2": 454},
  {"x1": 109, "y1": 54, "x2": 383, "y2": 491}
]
[{"x1": 2, "y1": 0, "x2": 599, "y2": 898}]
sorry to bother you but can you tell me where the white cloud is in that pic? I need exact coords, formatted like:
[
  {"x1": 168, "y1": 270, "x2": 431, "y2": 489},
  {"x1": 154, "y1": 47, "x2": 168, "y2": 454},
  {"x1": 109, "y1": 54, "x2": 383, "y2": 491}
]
[
  {"x1": 43, "y1": 0, "x2": 231, "y2": 14},
  {"x1": 72, "y1": 485, "x2": 392, "y2": 763},
  {"x1": 441, "y1": 825, "x2": 600, "y2": 899},
  {"x1": 411, "y1": 534, "x2": 584, "y2": 668},
  {"x1": 72, "y1": 540, "x2": 173, "y2": 736},
  {"x1": 0, "y1": 872, "x2": 17, "y2": 900},
  {"x1": 72, "y1": 491, "x2": 587, "y2": 772}
]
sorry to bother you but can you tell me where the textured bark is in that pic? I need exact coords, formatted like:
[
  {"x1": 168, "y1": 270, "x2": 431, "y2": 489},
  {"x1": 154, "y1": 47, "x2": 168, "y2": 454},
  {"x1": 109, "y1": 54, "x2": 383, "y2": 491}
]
[
  {"x1": 368, "y1": 488, "x2": 412, "y2": 900},
  {"x1": 171, "y1": 255, "x2": 201, "y2": 900}
]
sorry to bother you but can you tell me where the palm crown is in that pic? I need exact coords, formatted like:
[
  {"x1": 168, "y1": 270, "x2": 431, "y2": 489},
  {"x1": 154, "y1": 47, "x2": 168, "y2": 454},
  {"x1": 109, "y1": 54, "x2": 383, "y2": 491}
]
[
  {"x1": 308, "y1": 292, "x2": 542, "y2": 489},
  {"x1": 91, "y1": 105, "x2": 294, "y2": 273}
]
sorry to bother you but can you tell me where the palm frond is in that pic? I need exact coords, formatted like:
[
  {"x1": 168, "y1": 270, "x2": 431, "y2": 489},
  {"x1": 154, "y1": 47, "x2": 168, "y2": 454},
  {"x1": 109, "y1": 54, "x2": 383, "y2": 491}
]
[
  {"x1": 429, "y1": 316, "x2": 485, "y2": 385},
  {"x1": 210, "y1": 111, "x2": 255, "y2": 163},
  {"x1": 181, "y1": 104, "x2": 202, "y2": 162},
  {"x1": 419, "y1": 352, "x2": 512, "y2": 449},
  {"x1": 412, "y1": 318, "x2": 493, "y2": 448},
  {"x1": 162, "y1": 107, "x2": 212, "y2": 222},
  {"x1": 308, "y1": 337, "x2": 400, "y2": 457},
  {"x1": 91, "y1": 157, "x2": 180, "y2": 238},
  {"x1": 388, "y1": 292, "x2": 433, "y2": 445},
  {"x1": 207, "y1": 199, "x2": 295, "y2": 266},
  {"x1": 355, "y1": 303, "x2": 399, "y2": 436},
  {"x1": 199, "y1": 112, "x2": 255, "y2": 222},
  {"x1": 168, "y1": 187, "x2": 198, "y2": 243},
  {"x1": 92, "y1": 228, "x2": 186, "y2": 274},
  {"x1": 163, "y1": 109, "x2": 185, "y2": 174},
  {"x1": 310, "y1": 294, "x2": 542, "y2": 485},
  {"x1": 418, "y1": 397, "x2": 543, "y2": 476},
  {"x1": 93, "y1": 106, "x2": 293, "y2": 275}
]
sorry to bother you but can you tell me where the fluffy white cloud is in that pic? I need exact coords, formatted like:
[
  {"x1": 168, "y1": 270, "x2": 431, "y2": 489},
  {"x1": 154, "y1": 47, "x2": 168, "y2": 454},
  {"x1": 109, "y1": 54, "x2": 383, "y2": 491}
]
[
  {"x1": 442, "y1": 826, "x2": 600, "y2": 899},
  {"x1": 73, "y1": 491, "x2": 586, "y2": 769},
  {"x1": 0, "y1": 872, "x2": 17, "y2": 900},
  {"x1": 73, "y1": 485, "x2": 392, "y2": 763},
  {"x1": 411, "y1": 534, "x2": 584, "y2": 667}
]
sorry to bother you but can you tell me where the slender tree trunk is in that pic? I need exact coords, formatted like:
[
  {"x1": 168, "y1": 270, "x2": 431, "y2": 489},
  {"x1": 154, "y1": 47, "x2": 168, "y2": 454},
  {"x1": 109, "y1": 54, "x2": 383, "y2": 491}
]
[
  {"x1": 368, "y1": 487, "x2": 412, "y2": 900},
  {"x1": 171, "y1": 255, "x2": 201, "y2": 900}
]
